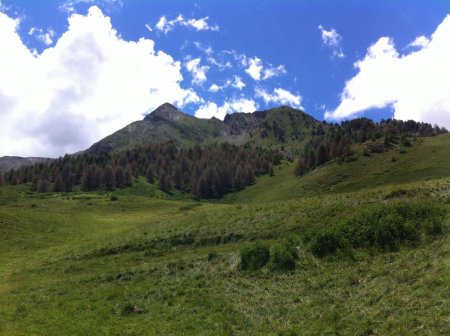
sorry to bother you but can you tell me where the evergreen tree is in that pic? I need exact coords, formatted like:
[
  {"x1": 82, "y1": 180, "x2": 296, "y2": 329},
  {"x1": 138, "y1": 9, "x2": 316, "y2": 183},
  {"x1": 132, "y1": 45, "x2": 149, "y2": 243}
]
[
  {"x1": 115, "y1": 167, "x2": 124, "y2": 188},
  {"x1": 146, "y1": 166, "x2": 154, "y2": 184},
  {"x1": 103, "y1": 165, "x2": 115, "y2": 190},
  {"x1": 37, "y1": 179, "x2": 49, "y2": 193},
  {"x1": 317, "y1": 144, "x2": 329, "y2": 166},
  {"x1": 307, "y1": 150, "x2": 316, "y2": 169},
  {"x1": 158, "y1": 170, "x2": 171, "y2": 193},
  {"x1": 124, "y1": 166, "x2": 132, "y2": 187},
  {"x1": 53, "y1": 175, "x2": 63, "y2": 192}
]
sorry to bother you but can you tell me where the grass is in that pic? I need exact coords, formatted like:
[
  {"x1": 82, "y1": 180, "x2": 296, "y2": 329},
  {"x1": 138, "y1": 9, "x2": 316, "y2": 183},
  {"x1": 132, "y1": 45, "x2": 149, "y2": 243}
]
[
  {"x1": 227, "y1": 133, "x2": 450, "y2": 203},
  {"x1": 0, "y1": 134, "x2": 449, "y2": 335}
]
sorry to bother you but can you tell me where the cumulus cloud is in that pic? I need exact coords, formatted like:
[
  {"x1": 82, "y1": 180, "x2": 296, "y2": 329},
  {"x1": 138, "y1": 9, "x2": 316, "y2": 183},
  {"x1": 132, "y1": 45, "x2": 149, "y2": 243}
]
[
  {"x1": 318, "y1": 24, "x2": 344, "y2": 58},
  {"x1": 208, "y1": 76, "x2": 246, "y2": 92},
  {"x1": 155, "y1": 14, "x2": 219, "y2": 34},
  {"x1": 255, "y1": 87, "x2": 302, "y2": 107},
  {"x1": 244, "y1": 56, "x2": 286, "y2": 81},
  {"x1": 195, "y1": 98, "x2": 258, "y2": 120},
  {"x1": 0, "y1": 6, "x2": 201, "y2": 157},
  {"x1": 185, "y1": 57, "x2": 209, "y2": 85},
  {"x1": 245, "y1": 57, "x2": 263, "y2": 80},
  {"x1": 28, "y1": 27, "x2": 56, "y2": 46},
  {"x1": 325, "y1": 15, "x2": 450, "y2": 129}
]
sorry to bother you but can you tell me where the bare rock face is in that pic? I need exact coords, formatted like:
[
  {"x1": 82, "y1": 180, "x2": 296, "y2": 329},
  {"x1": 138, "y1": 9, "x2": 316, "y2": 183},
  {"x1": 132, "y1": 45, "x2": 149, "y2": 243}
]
[
  {"x1": 224, "y1": 112, "x2": 266, "y2": 135},
  {"x1": 144, "y1": 103, "x2": 191, "y2": 122}
]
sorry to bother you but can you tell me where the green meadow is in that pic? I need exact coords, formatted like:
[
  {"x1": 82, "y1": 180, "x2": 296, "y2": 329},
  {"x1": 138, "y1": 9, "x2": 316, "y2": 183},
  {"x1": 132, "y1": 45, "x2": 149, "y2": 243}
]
[{"x1": 0, "y1": 134, "x2": 449, "y2": 335}]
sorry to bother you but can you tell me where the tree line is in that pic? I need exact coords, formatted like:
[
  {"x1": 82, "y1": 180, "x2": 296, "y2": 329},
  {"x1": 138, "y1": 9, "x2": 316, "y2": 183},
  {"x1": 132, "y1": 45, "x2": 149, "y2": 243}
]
[
  {"x1": 295, "y1": 117, "x2": 447, "y2": 176},
  {"x1": 1, "y1": 142, "x2": 278, "y2": 199}
]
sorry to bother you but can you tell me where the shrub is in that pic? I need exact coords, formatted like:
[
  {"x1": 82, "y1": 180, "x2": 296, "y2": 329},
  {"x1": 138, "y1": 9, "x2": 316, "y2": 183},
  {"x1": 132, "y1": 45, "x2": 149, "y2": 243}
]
[
  {"x1": 310, "y1": 231, "x2": 342, "y2": 257},
  {"x1": 110, "y1": 195, "x2": 118, "y2": 201},
  {"x1": 240, "y1": 241, "x2": 270, "y2": 271},
  {"x1": 310, "y1": 202, "x2": 446, "y2": 258},
  {"x1": 269, "y1": 238, "x2": 298, "y2": 271}
]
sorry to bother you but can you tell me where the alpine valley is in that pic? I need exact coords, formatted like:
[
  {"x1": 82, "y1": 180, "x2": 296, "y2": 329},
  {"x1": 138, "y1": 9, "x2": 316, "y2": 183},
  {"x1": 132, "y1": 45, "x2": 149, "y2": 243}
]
[{"x1": 0, "y1": 103, "x2": 449, "y2": 335}]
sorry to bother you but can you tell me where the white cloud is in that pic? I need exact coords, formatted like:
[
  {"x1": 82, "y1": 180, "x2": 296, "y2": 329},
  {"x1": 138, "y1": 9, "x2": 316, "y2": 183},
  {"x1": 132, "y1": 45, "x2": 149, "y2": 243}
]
[
  {"x1": 326, "y1": 15, "x2": 450, "y2": 129},
  {"x1": 232, "y1": 76, "x2": 246, "y2": 90},
  {"x1": 407, "y1": 35, "x2": 430, "y2": 49},
  {"x1": 194, "y1": 41, "x2": 213, "y2": 55},
  {"x1": 245, "y1": 56, "x2": 287, "y2": 81},
  {"x1": 208, "y1": 76, "x2": 246, "y2": 92},
  {"x1": 255, "y1": 87, "x2": 302, "y2": 107},
  {"x1": 262, "y1": 64, "x2": 286, "y2": 80},
  {"x1": 0, "y1": 6, "x2": 201, "y2": 157},
  {"x1": 155, "y1": 14, "x2": 219, "y2": 34},
  {"x1": 60, "y1": 0, "x2": 123, "y2": 13},
  {"x1": 28, "y1": 27, "x2": 56, "y2": 46},
  {"x1": 195, "y1": 98, "x2": 258, "y2": 120},
  {"x1": 185, "y1": 57, "x2": 209, "y2": 85},
  {"x1": 245, "y1": 57, "x2": 263, "y2": 80},
  {"x1": 318, "y1": 24, "x2": 344, "y2": 58},
  {"x1": 208, "y1": 84, "x2": 220, "y2": 93}
]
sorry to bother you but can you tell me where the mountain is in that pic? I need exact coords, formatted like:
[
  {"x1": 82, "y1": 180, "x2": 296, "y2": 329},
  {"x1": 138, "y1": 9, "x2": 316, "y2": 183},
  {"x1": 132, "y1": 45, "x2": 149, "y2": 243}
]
[
  {"x1": 0, "y1": 156, "x2": 52, "y2": 173},
  {"x1": 86, "y1": 103, "x2": 319, "y2": 155}
]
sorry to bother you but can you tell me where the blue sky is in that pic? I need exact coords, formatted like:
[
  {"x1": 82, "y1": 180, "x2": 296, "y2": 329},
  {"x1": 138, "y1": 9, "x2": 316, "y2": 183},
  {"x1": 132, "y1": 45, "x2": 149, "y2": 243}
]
[{"x1": 1, "y1": 0, "x2": 450, "y2": 156}]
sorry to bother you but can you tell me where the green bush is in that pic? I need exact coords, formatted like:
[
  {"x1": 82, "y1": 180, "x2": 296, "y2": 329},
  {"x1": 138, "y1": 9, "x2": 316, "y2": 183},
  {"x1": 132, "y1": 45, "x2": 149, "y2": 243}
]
[
  {"x1": 240, "y1": 241, "x2": 270, "y2": 271},
  {"x1": 269, "y1": 238, "x2": 298, "y2": 271},
  {"x1": 310, "y1": 202, "x2": 446, "y2": 258},
  {"x1": 310, "y1": 231, "x2": 342, "y2": 257}
]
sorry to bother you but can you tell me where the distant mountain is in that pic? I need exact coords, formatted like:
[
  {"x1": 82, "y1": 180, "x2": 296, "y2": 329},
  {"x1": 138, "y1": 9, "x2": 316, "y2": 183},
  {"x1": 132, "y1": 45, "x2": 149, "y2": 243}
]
[
  {"x1": 86, "y1": 103, "x2": 319, "y2": 155},
  {"x1": 0, "y1": 156, "x2": 53, "y2": 172}
]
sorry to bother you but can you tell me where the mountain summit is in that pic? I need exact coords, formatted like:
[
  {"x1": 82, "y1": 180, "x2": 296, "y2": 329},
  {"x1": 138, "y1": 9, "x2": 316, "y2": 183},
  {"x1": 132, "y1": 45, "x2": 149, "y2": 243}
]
[
  {"x1": 86, "y1": 104, "x2": 319, "y2": 154},
  {"x1": 144, "y1": 103, "x2": 191, "y2": 122}
]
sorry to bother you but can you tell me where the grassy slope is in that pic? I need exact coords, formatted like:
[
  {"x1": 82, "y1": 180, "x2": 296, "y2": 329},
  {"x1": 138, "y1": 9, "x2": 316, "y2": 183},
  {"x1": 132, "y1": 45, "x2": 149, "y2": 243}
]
[
  {"x1": 228, "y1": 133, "x2": 450, "y2": 203},
  {"x1": 0, "y1": 134, "x2": 449, "y2": 335}
]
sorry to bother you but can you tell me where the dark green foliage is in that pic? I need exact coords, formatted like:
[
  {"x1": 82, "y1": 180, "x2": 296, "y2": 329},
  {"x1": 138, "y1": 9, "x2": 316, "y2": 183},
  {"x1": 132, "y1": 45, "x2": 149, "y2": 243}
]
[
  {"x1": 269, "y1": 238, "x2": 298, "y2": 271},
  {"x1": 37, "y1": 179, "x2": 49, "y2": 193},
  {"x1": 317, "y1": 144, "x2": 329, "y2": 166},
  {"x1": 240, "y1": 241, "x2": 270, "y2": 271},
  {"x1": 310, "y1": 202, "x2": 446, "y2": 257},
  {"x1": 110, "y1": 195, "x2": 118, "y2": 201},
  {"x1": 6, "y1": 142, "x2": 274, "y2": 199},
  {"x1": 52, "y1": 175, "x2": 63, "y2": 192},
  {"x1": 103, "y1": 165, "x2": 115, "y2": 191}
]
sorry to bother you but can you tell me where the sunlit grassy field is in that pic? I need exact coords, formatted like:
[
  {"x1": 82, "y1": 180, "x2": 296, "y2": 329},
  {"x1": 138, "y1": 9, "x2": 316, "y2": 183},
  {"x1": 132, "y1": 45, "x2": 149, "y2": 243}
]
[{"x1": 0, "y1": 134, "x2": 449, "y2": 335}]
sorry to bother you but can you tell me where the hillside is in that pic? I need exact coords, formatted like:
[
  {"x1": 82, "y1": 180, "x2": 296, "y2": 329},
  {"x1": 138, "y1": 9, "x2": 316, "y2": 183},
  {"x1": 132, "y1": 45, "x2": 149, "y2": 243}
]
[
  {"x1": 0, "y1": 105, "x2": 449, "y2": 335},
  {"x1": 228, "y1": 133, "x2": 450, "y2": 203},
  {"x1": 86, "y1": 103, "x2": 319, "y2": 155},
  {"x1": 0, "y1": 174, "x2": 448, "y2": 335}
]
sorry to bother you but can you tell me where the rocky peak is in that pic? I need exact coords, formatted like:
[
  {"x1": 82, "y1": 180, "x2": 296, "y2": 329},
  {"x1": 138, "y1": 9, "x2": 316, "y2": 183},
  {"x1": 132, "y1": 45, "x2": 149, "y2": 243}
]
[{"x1": 144, "y1": 103, "x2": 191, "y2": 122}]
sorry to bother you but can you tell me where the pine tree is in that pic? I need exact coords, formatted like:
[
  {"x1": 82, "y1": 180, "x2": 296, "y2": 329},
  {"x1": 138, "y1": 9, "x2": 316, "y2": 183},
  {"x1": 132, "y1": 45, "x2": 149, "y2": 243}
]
[
  {"x1": 115, "y1": 167, "x2": 124, "y2": 188},
  {"x1": 158, "y1": 170, "x2": 171, "y2": 193},
  {"x1": 124, "y1": 166, "x2": 132, "y2": 187},
  {"x1": 53, "y1": 175, "x2": 63, "y2": 192},
  {"x1": 103, "y1": 165, "x2": 115, "y2": 190},
  {"x1": 307, "y1": 150, "x2": 316, "y2": 169},
  {"x1": 317, "y1": 144, "x2": 329, "y2": 166},
  {"x1": 37, "y1": 179, "x2": 49, "y2": 193},
  {"x1": 146, "y1": 166, "x2": 154, "y2": 184}
]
